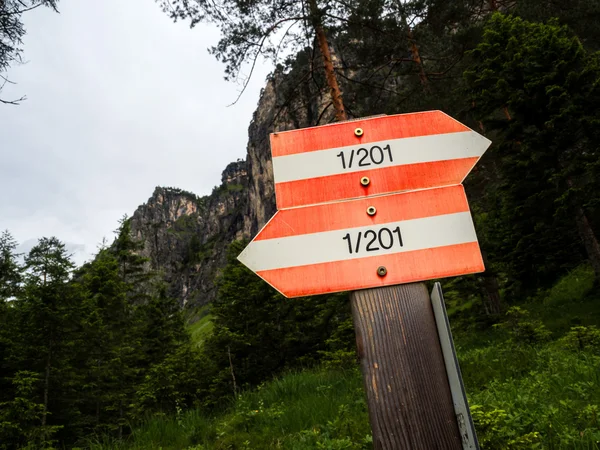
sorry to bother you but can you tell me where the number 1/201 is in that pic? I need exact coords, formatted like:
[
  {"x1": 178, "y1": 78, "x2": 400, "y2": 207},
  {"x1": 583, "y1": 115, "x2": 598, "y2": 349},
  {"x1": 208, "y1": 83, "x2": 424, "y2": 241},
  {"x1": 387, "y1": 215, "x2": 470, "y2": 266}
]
[
  {"x1": 342, "y1": 226, "x2": 403, "y2": 254},
  {"x1": 336, "y1": 144, "x2": 393, "y2": 169}
]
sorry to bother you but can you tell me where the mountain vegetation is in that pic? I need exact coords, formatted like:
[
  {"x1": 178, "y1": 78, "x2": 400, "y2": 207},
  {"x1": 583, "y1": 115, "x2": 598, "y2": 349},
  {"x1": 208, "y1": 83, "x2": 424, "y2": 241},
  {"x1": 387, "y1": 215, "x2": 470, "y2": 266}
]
[{"x1": 2, "y1": 0, "x2": 600, "y2": 448}]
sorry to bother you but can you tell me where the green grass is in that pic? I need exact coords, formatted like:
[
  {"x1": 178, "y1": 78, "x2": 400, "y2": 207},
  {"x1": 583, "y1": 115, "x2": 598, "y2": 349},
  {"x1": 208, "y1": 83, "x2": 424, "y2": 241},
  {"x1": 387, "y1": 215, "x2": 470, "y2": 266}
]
[
  {"x1": 88, "y1": 368, "x2": 371, "y2": 450},
  {"x1": 532, "y1": 264, "x2": 600, "y2": 334},
  {"x1": 456, "y1": 263, "x2": 600, "y2": 449},
  {"x1": 187, "y1": 306, "x2": 214, "y2": 347},
  {"x1": 460, "y1": 341, "x2": 600, "y2": 449},
  {"x1": 94, "y1": 264, "x2": 600, "y2": 450}
]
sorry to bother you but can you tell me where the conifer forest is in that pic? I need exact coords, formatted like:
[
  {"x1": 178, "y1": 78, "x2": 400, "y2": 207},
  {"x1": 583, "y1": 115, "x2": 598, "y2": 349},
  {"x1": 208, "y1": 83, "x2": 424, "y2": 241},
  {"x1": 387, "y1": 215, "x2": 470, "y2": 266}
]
[{"x1": 2, "y1": 0, "x2": 600, "y2": 448}]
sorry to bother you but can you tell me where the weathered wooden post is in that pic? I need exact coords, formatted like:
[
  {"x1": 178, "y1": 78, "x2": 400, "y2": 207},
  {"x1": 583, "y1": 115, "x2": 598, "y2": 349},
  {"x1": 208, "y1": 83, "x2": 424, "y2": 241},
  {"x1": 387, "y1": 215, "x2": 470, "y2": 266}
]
[{"x1": 351, "y1": 283, "x2": 463, "y2": 449}]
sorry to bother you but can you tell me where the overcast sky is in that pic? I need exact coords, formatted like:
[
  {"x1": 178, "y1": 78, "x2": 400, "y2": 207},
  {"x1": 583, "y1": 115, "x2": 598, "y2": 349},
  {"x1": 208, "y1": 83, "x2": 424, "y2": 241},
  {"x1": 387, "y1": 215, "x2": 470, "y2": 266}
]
[{"x1": 0, "y1": 0, "x2": 270, "y2": 264}]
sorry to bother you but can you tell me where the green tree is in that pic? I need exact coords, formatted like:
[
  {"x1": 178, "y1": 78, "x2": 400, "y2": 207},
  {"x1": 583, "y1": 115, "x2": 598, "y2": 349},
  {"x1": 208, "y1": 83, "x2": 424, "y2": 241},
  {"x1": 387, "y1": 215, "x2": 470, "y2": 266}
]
[
  {"x1": 113, "y1": 215, "x2": 153, "y2": 303},
  {"x1": 202, "y1": 241, "x2": 353, "y2": 405},
  {"x1": 0, "y1": 231, "x2": 21, "y2": 442},
  {"x1": 0, "y1": 371, "x2": 61, "y2": 450},
  {"x1": 4, "y1": 237, "x2": 82, "y2": 447},
  {"x1": 155, "y1": 0, "x2": 383, "y2": 120},
  {"x1": 108, "y1": 217, "x2": 155, "y2": 438},
  {"x1": 0, "y1": 230, "x2": 21, "y2": 302},
  {"x1": 465, "y1": 14, "x2": 600, "y2": 284},
  {"x1": 134, "y1": 330, "x2": 203, "y2": 415},
  {"x1": 516, "y1": 0, "x2": 600, "y2": 50},
  {"x1": 74, "y1": 248, "x2": 137, "y2": 437},
  {"x1": 134, "y1": 283, "x2": 204, "y2": 416}
]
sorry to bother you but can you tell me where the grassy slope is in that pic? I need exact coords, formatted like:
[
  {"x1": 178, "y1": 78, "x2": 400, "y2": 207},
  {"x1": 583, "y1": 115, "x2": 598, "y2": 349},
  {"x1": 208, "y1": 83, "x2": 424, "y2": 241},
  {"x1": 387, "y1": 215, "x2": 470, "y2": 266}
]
[
  {"x1": 458, "y1": 264, "x2": 600, "y2": 449},
  {"x1": 89, "y1": 369, "x2": 371, "y2": 450},
  {"x1": 94, "y1": 265, "x2": 600, "y2": 450},
  {"x1": 187, "y1": 306, "x2": 214, "y2": 347}
]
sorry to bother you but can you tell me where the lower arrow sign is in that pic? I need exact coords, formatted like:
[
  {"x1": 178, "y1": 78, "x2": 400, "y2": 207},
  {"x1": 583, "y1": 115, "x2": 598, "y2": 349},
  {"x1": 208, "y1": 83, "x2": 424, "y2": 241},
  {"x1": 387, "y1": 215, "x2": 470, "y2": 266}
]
[{"x1": 238, "y1": 185, "x2": 484, "y2": 297}]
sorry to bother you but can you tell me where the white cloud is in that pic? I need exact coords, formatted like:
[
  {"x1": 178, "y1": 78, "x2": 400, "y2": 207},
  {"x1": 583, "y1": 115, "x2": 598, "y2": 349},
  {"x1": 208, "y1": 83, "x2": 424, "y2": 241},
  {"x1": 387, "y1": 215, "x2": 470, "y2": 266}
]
[{"x1": 0, "y1": 0, "x2": 270, "y2": 266}]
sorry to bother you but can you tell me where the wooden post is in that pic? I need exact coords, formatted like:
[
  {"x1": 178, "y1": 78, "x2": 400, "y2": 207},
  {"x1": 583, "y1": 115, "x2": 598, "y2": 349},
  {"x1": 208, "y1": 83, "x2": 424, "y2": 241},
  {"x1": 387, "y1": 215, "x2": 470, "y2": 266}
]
[{"x1": 351, "y1": 282, "x2": 463, "y2": 449}]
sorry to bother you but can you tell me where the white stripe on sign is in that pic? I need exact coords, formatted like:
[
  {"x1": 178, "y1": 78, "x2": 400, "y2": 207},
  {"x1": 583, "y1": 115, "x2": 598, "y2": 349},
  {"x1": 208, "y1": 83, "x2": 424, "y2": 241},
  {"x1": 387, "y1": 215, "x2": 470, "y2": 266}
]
[
  {"x1": 238, "y1": 212, "x2": 478, "y2": 272},
  {"x1": 271, "y1": 131, "x2": 490, "y2": 183}
]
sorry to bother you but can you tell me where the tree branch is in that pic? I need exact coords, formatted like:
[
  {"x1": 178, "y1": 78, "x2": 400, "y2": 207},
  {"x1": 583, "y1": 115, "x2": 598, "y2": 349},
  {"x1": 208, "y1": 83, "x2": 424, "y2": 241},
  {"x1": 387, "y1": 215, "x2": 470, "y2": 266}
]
[
  {"x1": 0, "y1": 3, "x2": 42, "y2": 17},
  {"x1": 227, "y1": 18, "x2": 302, "y2": 106},
  {"x1": 0, "y1": 95, "x2": 26, "y2": 105}
]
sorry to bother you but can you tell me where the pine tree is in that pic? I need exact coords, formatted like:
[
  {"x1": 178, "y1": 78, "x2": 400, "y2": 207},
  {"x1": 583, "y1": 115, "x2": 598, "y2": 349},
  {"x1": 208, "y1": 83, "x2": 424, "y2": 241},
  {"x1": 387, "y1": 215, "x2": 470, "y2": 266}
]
[
  {"x1": 0, "y1": 230, "x2": 21, "y2": 302},
  {"x1": 465, "y1": 14, "x2": 600, "y2": 283},
  {"x1": 74, "y1": 248, "x2": 135, "y2": 436},
  {"x1": 4, "y1": 237, "x2": 81, "y2": 447},
  {"x1": 108, "y1": 217, "x2": 154, "y2": 438},
  {"x1": 113, "y1": 215, "x2": 152, "y2": 298},
  {"x1": 202, "y1": 241, "x2": 353, "y2": 405},
  {"x1": 157, "y1": 0, "x2": 360, "y2": 119},
  {"x1": 0, "y1": 371, "x2": 59, "y2": 450},
  {"x1": 134, "y1": 284, "x2": 203, "y2": 414},
  {"x1": 0, "y1": 231, "x2": 22, "y2": 441}
]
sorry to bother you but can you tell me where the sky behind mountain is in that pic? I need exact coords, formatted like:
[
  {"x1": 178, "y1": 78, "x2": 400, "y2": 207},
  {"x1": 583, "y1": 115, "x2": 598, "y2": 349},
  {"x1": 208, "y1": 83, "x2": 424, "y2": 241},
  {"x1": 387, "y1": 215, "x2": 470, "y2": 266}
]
[{"x1": 0, "y1": 0, "x2": 269, "y2": 264}]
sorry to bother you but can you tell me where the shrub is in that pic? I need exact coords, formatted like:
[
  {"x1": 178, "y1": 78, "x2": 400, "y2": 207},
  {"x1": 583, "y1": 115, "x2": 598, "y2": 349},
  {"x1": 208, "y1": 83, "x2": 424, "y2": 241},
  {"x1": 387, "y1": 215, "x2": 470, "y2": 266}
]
[
  {"x1": 495, "y1": 306, "x2": 551, "y2": 344},
  {"x1": 558, "y1": 326, "x2": 600, "y2": 352}
]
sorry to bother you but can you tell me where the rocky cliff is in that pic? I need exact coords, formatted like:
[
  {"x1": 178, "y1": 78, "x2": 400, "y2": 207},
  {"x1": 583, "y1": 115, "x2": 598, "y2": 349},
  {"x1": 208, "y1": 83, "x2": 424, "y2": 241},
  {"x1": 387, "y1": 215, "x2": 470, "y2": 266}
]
[
  {"x1": 129, "y1": 161, "x2": 248, "y2": 308},
  {"x1": 127, "y1": 55, "x2": 338, "y2": 310}
]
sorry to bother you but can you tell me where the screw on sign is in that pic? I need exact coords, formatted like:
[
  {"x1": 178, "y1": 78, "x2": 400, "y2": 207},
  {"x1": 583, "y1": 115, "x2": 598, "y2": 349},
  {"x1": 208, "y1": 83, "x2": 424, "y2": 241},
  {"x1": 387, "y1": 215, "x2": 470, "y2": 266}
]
[{"x1": 238, "y1": 111, "x2": 488, "y2": 450}]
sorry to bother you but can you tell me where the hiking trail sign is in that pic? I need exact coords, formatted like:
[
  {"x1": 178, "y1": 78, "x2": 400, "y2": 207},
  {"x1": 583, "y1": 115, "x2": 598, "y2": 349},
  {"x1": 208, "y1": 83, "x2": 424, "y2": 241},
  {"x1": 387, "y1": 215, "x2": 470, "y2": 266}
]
[
  {"x1": 270, "y1": 110, "x2": 490, "y2": 209},
  {"x1": 238, "y1": 110, "x2": 488, "y2": 449},
  {"x1": 238, "y1": 111, "x2": 491, "y2": 297},
  {"x1": 238, "y1": 185, "x2": 483, "y2": 297}
]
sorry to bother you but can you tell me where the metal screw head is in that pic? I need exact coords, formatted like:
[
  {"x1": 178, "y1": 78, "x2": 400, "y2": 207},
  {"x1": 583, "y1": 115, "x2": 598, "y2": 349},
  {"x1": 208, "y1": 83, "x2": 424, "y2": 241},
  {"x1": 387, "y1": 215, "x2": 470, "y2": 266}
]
[
  {"x1": 377, "y1": 266, "x2": 387, "y2": 277},
  {"x1": 367, "y1": 206, "x2": 377, "y2": 216},
  {"x1": 360, "y1": 176, "x2": 370, "y2": 186},
  {"x1": 354, "y1": 127, "x2": 364, "y2": 137}
]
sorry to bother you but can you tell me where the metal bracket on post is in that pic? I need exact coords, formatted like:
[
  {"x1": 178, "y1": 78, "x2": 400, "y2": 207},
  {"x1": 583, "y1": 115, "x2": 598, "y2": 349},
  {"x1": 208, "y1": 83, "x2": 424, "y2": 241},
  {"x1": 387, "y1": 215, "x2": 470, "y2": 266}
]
[{"x1": 431, "y1": 282, "x2": 480, "y2": 450}]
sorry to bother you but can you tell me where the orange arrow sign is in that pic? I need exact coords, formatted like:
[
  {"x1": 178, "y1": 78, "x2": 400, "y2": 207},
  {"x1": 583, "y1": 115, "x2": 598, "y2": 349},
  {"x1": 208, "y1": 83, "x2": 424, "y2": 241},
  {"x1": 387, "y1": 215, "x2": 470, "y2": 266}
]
[
  {"x1": 270, "y1": 111, "x2": 490, "y2": 209},
  {"x1": 238, "y1": 185, "x2": 484, "y2": 297}
]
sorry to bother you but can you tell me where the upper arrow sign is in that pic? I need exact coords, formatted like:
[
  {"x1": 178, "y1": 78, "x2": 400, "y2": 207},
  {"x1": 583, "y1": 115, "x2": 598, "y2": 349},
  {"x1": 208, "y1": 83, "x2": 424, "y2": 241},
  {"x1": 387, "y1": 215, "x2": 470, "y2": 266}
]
[{"x1": 271, "y1": 111, "x2": 491, "y2": 209}]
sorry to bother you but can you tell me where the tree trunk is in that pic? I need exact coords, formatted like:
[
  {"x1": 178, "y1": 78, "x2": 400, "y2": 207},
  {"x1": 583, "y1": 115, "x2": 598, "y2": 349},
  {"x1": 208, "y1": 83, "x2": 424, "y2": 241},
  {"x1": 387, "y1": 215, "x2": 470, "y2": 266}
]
[
  {"x1": 480, "y1": 250, "x2": 503, "y2": 315},
  {"x1": 565, "y1": 177, "x2": 600, "y2": 280},
  {"x1": 95, "y1": 360, "x2": 101, "y2": 425},
  {"x1": 575, "y1": 207, "x2": 600, "y2": 280},
  {"x1": 482, "y1": 272, "x2": 503, "y2": 314},
  {"x1": 407, "y1": 28, "x2": 429, "y2": 90},
  {"x1": 42, "y1": 340, "x2": 52, "y2": 437},
  {"x1": 227, "y1": 345, "x2": 238, "y2": 398},
  {"x1": 308, "y1": 0, "x2": 347, "y2": 122},
  {"x1": 42, "y1": 356, "x2": 50, "y2": 426},
  {"x1": 119, "y1": 401, "x2": 123, "y2": 440}
]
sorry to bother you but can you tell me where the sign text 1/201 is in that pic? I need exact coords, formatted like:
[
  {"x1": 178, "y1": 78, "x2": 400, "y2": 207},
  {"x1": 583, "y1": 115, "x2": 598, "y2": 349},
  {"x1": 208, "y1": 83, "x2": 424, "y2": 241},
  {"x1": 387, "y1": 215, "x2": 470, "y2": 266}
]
[
  {"x1": 336, "y1": 144, "x2": 393, "y2": 169},
  {"x1": 342, "y1": 226, "x2": 403, "y2": 254}
]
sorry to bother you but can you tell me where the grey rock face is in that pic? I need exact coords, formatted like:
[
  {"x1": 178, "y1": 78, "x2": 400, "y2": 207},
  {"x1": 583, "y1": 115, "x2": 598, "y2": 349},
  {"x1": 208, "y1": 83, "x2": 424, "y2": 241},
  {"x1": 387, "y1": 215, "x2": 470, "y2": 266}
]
[
  {"x1": 244, "y1": 75, "x2": 332, "y2": 235},
  {"x1": 128, "y1": 71, "x2": 332, "y2": 309},
  {"x1": 129, "y1": 161, "x2": 248, "y2": 308}
]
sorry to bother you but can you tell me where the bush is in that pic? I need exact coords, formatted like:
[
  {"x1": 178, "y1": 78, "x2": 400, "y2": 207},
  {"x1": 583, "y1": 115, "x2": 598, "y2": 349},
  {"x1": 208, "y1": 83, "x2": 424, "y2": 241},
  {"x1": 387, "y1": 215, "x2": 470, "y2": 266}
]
[
  {"x1": 558, "y1": 326, "x2": 600, "y2": 352},
  {"x1": 468, "y1": 347, "x2": 600, "y2": 449},
  {"x1": 470, "y1": 405, "x2": 542, "y2": 449},
  {"x1": 494, "y1": 306, "x2": 551, "y2": 344}
]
